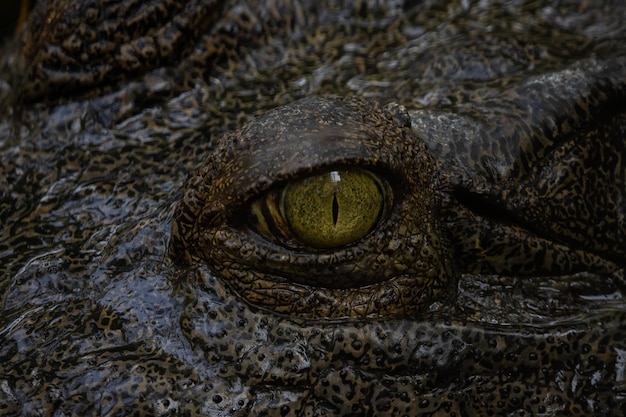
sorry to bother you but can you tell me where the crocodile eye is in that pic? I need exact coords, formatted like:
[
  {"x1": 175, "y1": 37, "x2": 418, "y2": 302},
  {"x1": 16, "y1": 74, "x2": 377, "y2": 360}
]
[
  {"x1": 250, "y1": 169, "x2": 392, "y2": 249},
  {"x1": 170, "y1": 96, "x2": 455, "y2": 318}
]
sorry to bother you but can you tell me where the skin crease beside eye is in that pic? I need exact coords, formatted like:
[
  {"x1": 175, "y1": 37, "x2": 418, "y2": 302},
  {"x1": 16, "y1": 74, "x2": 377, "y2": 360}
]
[{"x1": 280, "y1": 169, "x2": 385, "y2": 249}]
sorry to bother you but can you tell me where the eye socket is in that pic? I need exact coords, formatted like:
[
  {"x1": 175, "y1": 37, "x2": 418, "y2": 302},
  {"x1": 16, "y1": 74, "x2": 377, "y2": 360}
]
[
  {"x1": 249, "y1": 169, "x2": 392, "y2": 249},
  {"x1": 169, "y1": 96, "x2": 456, "y2": 318}
]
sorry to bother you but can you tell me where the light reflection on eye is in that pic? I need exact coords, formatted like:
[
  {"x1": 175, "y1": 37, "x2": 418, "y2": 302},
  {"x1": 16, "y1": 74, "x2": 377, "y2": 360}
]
[{"x1": 249, "y1": 169, "x2": 392, "y2": 249}]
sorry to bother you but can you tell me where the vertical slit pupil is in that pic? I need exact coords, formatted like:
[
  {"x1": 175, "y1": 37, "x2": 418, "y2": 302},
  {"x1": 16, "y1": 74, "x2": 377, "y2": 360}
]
[{"x1": 332, "y1": 192, "x2": 339, "y2": 226}]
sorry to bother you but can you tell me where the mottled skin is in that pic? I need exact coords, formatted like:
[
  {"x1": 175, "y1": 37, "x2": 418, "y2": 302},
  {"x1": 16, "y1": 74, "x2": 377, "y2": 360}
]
[{"x1": 1, "y1": 1, "x2": 625, "y2": 416}]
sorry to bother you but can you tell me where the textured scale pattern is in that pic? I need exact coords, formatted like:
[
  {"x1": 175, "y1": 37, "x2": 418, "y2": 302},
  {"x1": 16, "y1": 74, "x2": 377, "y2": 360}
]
[{"x1": 0, "y1": 1, "x2": 625, "y2": 416}]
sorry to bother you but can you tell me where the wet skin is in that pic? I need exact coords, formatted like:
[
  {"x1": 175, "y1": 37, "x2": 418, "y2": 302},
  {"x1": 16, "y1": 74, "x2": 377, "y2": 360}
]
[{"x1": 1, "y1": 1, "x2": 626, "y2": 416}]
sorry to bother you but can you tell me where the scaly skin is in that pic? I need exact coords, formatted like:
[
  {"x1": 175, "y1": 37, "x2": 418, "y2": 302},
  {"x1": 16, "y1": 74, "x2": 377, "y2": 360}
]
[{"x1": 1, "y1": 1, "x2": 625, "y2": 416}]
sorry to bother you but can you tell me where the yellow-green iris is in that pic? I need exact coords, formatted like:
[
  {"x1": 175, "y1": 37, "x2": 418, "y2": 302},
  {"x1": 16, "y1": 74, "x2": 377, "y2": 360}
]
[{"x1": 280, "y1": 169, "x2": 387, "y2": 248}]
